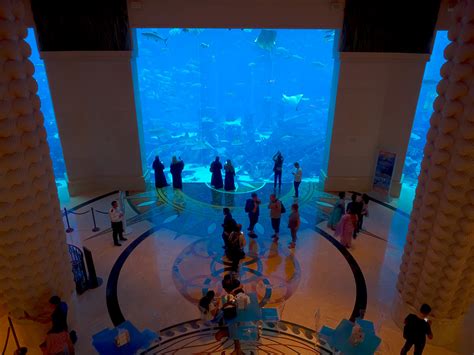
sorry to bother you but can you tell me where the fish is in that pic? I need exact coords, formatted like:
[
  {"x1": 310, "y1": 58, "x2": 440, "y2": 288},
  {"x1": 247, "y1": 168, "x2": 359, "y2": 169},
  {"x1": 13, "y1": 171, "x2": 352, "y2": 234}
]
[
  {"x1": 224, "y1": 118, "x2": 242, "y2": 126},
  {"x1": 324, "y1": 30, "x2": 335, "y2": 42},
  {"x1": 191, "y1": 83, "x2": 202, "y2": 88},
  {"x1": 255, "y1": 29, "x2": 277, "y2": 51},
  {"x1": 267, "y1": 79, "x2": 276, "y2": 84},
  {"x1": 282, "y1": 94, "x2": 304, "y2": 109},
  {"x1": 169, "y1": 28, "x2": 182, "y2": 36},
  {"x1": 275, "y1": 46, "x2": 290, "y2": 55},
  {"x1": 291, "y1": 54, "x2": 304, "y2": 60},
  {"x1": 410, "y1": 133, "x2": 421, "y2": 140},
  {"x1": 142, "y1": 32, "x2": 168, "y2": 46},
  {"x1": 183, "y1": 28, "x2": 204, "y2": 35},
  {"x1": 312, "y1": 61, "x2": 326, "y2": 68},
  {"x1": 200, "y1": 42, "x2": 210, "y2": 48},
  {"x1": 242, "y1": 29, "x2": 253, "y2": 33},
  {"x1": 248, "y1": 62, "x2": 256, "y2": 67}
]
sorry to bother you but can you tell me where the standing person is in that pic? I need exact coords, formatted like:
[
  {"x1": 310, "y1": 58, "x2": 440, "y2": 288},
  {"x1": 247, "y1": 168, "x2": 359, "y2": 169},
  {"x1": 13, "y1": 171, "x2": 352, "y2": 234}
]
[
  {"x1": 222, "y1": 208, "x2": 236, "y2": 249},
  {"x1": 198, "y1": 290, "x2": 222, "y2": 323},
  {"x1": 210, "y1": 156, "x2": 223, "y2": 189},
  {"x1": 346, "y1": 193, "x2": 362, "y2": 238},
  {"x1": 328, "y1": 192, "x2": 346, "y2": 230},
  {"x1": 272, "y1": 151, "x2": 284, "y2": 190},
  {"x1": 292, "y1": 162, "x2": 302, "y2": 197},
  {"x1": 152, "y1": 156, "x2": 169, "y2": 188},
  {"x1": 245, "y1": 193, "x2": 261, "y2": 238},
  {"x1": 224, "y1": 159, "x2": 236, "y2": 191},
  {"x1": 109, "y1": 200, "x2": 127, "y2": 246},
  {"x1": 335, "y1": 206, "x2": 358, "y2": 248},
  {"x1": 49, "y1": 296, "x2": 68, "y2": 333},
  {"x1": 288, "y1": 203, "x2": 301, "y2": 249},
  {"x1": 42, "y1": 327, "x2": 75, "y2": 355},
  {"x1": 358, "y1": 193, "x2": 370, "y2": 231},
  {"x1": 401, "y1": 304, "x2": 433, "y2": 355},
  {"x1": 226, "y1": 224, "x2": 246, "y2": 272},
  {"x1": 170, "y1": 156, "x2": 184, "y2": 189},
  {"x1": 268, "y1": 194, "x2": 285, "y2": 241}
]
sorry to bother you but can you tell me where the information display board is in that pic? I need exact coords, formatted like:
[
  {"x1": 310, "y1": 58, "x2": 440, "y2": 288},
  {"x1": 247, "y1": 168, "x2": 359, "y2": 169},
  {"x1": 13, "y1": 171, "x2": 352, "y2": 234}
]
[{"x1": 373, "y1": 151, "x2": 397, "y2": 195}]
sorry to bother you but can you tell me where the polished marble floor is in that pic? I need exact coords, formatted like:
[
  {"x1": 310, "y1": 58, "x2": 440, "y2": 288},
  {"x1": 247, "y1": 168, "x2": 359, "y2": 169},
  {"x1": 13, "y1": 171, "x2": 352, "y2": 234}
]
[{"x1": 59, "y1": 182, "x2": 473, "y2": 354}]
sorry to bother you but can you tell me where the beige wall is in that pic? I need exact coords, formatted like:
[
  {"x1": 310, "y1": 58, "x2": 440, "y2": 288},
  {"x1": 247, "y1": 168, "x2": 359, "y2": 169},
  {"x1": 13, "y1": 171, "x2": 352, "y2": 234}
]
[
  {"x1": 322, "y1": 52, "x2": 429, "y2": 196},
  {"x1": 41, "y1": 51, "x2": 146, "y2": 195}
]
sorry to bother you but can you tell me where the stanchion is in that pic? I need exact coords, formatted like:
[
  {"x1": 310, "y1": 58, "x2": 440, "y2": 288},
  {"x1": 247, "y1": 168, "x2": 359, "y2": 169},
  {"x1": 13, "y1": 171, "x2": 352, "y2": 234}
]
[
  {"x1": 91, "y1": 208, "x2": 100, "y2": 232},
  {"x1": 64, "y1": 207, "x2": 74, "y2": 233}
]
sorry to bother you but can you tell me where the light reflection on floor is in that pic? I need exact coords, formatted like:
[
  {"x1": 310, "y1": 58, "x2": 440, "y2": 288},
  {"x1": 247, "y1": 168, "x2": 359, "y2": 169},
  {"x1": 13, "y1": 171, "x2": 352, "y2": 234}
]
[{"x1": 61, "y1": 183, "x2": 473, "y2": 354}]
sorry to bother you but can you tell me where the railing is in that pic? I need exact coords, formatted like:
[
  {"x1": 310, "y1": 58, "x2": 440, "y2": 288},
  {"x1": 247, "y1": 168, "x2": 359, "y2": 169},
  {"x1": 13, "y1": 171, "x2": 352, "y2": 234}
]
[
  {"x1": 1, "y1": 317, "x2": 25, "y2": 355},
  {"x1": 67, "y1": 244, "x2": 102, "y2": 294},
  {"x1": 61, "y1": 191, "x2": 130, "y2": 235}
]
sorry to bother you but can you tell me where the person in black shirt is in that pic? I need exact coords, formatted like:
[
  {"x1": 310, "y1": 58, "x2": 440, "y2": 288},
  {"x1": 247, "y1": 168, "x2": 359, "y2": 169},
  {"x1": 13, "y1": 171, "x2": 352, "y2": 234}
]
[
  {"x1": 222, "y1": 208, "x2": 236, "y2": 249},
  {"x1": 210, "y1": 156, "x2": 224, "y2": 189},
  {"x1": 245, "y1": 193, "x2": 260, "y2": 238},
  {"x1": 170, "y1": 156, "x2": 184, "y2": 189},
  {"x1": 272, "y1": 151, "x2": 284, "y2": 190},
  {"x1": 346, "y1": 193, "x2": 362, "y2": 238},
  {"x1": 49, "y1": 296, "x2": 68, "y2": 333},
  {"x1": 152, "y1": 156, "x2": 169, "y2": 188},
  {"x1": 401, "y1": 303, "x2": 433, "y2": 355}
]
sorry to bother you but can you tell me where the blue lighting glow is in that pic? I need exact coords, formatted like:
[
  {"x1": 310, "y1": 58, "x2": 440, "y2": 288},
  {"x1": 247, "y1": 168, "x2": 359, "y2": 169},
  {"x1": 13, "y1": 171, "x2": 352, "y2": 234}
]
[
  {"x1": 402, "y1": 31, "x2": 449, "y2": 186},
  {"x1": 135, "y1": 29, "x2": 335, "y2": 183},
  {"x1": 26, "y1": 29, "x2": 66, "y2": 181}
]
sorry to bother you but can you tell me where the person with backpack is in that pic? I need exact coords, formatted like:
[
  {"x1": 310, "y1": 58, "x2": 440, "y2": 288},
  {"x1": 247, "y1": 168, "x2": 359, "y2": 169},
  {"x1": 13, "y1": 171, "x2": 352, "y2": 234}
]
[
  {"x1": 245, "y1": 193, "x2": 261, "y2": 238},
  {"x1": 268, "y1": 194, "x2": 285, "y2": 241},
  {"x1": 401, "y1": 304, "x2": 433, "y2": 355},
  {"x1": 226, "y1": 224, "x2": 246, "y2": 272},
  {"x1": 222, "y1": 208, "x2": 236, "y2": 250}
]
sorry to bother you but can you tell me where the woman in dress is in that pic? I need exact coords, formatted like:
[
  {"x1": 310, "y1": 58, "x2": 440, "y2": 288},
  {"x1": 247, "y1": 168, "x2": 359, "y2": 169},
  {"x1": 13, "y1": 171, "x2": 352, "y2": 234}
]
[
  {"x1": 224, "y1": 159, "x2": 236, "y2": 191},
  {"x1": 170, "y1": 156, "x2": 184, "y2": 189},
  {"x1": 152, "y1": 156, "x2": 168, "y2": 188},
  {"x1": 335, "y1": 206, "x2": 358, "y2": 248},
  {"x1": 210, "y1": 156, "x2": 223, "y2": 189},
  {"x1": 327, "y1": 192, "x2": 346, "y2": 230},
  {"x1": 288, "y1": 203, "x2": 301, "y2": 249}
]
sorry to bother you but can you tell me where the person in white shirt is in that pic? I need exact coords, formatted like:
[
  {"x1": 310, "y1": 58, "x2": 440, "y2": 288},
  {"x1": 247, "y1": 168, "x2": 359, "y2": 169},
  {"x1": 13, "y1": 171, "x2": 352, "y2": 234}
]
[
  {"x1": 109, "y1": 200, "x2": 127, "y2": 246},
  {"x1": 292, "y1": 162, "x2": 302, "y2": 198}
]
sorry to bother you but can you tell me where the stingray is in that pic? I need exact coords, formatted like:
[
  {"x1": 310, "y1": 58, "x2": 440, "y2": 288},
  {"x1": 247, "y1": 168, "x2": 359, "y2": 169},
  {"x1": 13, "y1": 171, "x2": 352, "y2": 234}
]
[
  {"x1": 282, "y1": 94, "x2": 304, "y2": 110},
  {"x1": 255, "y1": 29, "x2": 277, "y2": 50}
]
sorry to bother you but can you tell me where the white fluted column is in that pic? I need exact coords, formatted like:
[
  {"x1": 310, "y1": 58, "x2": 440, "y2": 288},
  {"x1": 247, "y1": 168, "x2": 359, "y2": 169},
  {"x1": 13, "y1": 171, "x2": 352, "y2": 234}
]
[
  {"x1": 0, "y1": 0, "x2": 74, "y2": 350},
  {"x1": 394, "y1": 0, "x2": 474, "y2": 345}
]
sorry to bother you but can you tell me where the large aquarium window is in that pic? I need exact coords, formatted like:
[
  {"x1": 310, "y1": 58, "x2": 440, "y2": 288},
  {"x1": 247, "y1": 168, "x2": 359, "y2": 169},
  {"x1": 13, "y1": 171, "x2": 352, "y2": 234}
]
[
  {"x1": 403, "y1": 31, "x2": 449, "y2": 186},
  {"x1": 136, "y1": 29, "x2": 335, "y2": 183},
  {"x1": 26, "y1": 29, "x2": 67, "y2": 184}
]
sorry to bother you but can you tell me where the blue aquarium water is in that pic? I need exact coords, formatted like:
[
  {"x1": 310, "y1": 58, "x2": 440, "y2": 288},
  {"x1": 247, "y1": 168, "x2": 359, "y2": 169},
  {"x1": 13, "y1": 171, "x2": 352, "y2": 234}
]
[
  {"x1": 135, "y1": 29, "x2": 335, "y2": 183},
  {"x1": 402, "y1": 31, "x2": 449, "y2": 186},
  {"x1": 26, "y1": 29, "x2": 67, "y2": 181}
]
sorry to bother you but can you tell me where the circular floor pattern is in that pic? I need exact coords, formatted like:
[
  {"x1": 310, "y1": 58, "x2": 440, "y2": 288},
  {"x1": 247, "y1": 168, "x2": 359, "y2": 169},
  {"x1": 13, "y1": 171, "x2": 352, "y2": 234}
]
[
  {"x1": 144, "y1": 318, "x2": 323, "y2": 354},
  {"x1": 172, "y1": 237, "x2": 301, "y2": 307},
  {"x1": 106, "y1": 183, "x2": 366, "y2": 326}
]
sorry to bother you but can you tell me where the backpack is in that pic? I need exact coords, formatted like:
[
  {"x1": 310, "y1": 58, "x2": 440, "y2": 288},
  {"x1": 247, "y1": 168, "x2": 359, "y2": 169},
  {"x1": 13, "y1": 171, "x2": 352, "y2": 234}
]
[{"x1": 280, "y1": 201, "x2": 286, "y2": 214}]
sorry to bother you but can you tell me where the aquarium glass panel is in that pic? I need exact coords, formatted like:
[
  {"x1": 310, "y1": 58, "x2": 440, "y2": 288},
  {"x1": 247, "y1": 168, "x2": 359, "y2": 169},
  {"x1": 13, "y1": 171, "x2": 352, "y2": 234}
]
[
  {"x1": 136, "y1": 29, "x2": 335, "y2": 183},
  {"x1": 403, "y1": 31, "x2": 449, "y2": 186},
  {"x1": 26, "y1": 29, "x2": 67, "y2": 181}
]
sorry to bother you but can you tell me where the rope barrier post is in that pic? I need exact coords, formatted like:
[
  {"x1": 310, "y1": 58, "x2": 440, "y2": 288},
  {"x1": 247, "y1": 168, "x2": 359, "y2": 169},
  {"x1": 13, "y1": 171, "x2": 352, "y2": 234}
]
[
  {"x1": 91, "y1": 208, "x2": 100, "y2": 232},
  {"x1": 64, "y1": 207, "x2": 74, "y2": 233},
  {"x1": 119, "y1": 191, "x2": 132, "y2": 235},
  {"x1": 7, "y1": 317, "x2": 20, "y2": 350}
]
